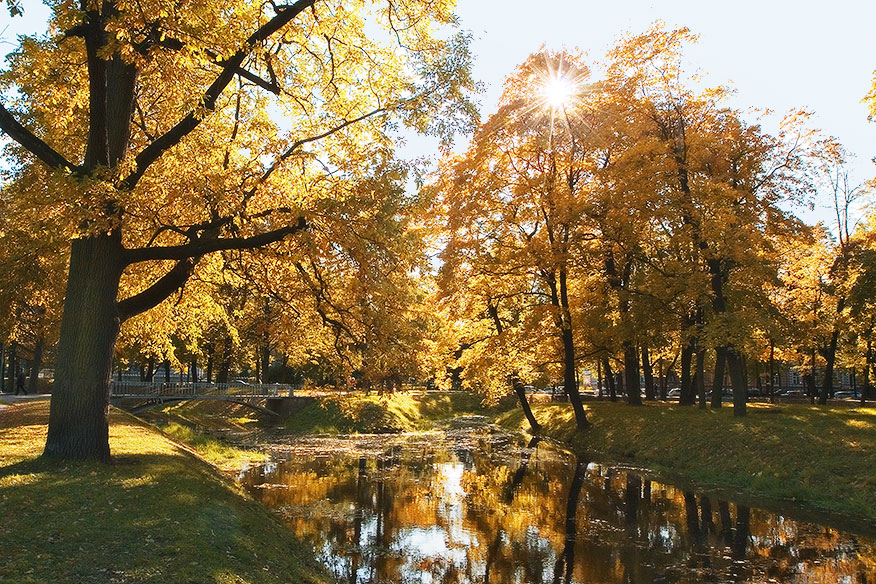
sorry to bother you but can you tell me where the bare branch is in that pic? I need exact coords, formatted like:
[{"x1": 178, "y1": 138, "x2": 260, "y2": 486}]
[
  {"x1": 249, "y1": 103, "x2": 393, "y2": 195},
  {"x1": 0, "y1": 103, "x2": 79, "y2": 173}
]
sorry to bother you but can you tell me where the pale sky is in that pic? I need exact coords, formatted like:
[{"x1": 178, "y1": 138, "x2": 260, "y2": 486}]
[
  {"x1": 456, "y1": 1, "x2": 875, "y2": 151},
  {"x1": 452, "y1": 0, "x2": 876, "y2": 224},
  {"x1": 3, "y1": 1, "x2": 875, "y2": 223}
]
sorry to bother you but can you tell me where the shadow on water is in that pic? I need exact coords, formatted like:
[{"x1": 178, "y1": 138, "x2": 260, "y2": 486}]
[{"x1": 240, "y1": 426, "x2": 876, "y2": 584}]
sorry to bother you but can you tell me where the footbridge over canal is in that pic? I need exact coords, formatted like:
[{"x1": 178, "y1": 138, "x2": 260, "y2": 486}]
[{"x1": 110, "y1": 381, "x2": 310, "y2": 416}]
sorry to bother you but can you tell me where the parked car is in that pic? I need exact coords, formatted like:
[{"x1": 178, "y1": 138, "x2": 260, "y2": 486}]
[
  {"x1": 705, "y1": 388, "x2": 733, "y2": 400},
  {"x1": 833, "y1": 391, "x2": 860, "y2": 399}
]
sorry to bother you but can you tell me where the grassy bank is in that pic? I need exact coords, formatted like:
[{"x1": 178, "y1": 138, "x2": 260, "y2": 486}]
[
  {"x1": 137, "y1": 401, "x2": 270, "y2": 471},
  {"x1": 499, "y1": 401, "x2": 876, "y2": 527},
  {"x1": 280, "y1": 390, "x2": 499, "y2": 434},
  {"x1": 0, "y1": 401, "x2": 329, "y2": 584}
]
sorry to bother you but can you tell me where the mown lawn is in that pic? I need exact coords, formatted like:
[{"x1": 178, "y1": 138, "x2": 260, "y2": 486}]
[
  {"x1": 499, "y1": 400, "x2": 876, "y2": 528},
  {"x1": 0, "y1": 401, "x2": 329, "y2": 584}
]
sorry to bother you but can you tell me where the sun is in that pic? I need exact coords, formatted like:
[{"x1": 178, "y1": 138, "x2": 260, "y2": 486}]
[{"x1": 542, "y1": 75, "x2": 576, "y2": 109}]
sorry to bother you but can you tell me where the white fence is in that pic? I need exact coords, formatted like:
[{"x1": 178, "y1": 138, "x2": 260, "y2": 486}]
[{"x1": 109, "y1": 380, "x2": 294, "y2": 398}]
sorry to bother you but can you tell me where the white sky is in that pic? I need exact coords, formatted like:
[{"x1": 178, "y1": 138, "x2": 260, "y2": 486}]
[{"x1": 3, "y1": 1, "x2": 875, "y2": 224}]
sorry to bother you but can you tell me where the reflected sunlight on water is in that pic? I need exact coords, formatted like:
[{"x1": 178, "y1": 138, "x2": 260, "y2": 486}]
[{"x1": 241, "y1": 426, "x2": 876, "y2": 584}]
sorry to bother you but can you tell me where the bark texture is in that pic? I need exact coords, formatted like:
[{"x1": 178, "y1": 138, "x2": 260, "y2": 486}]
[
  {"x1": 44, "y1": 234, "x2": 123, "y2": 462},
  {"x1": 624, "y1": 341, "x2": 641, "y2": 406}
]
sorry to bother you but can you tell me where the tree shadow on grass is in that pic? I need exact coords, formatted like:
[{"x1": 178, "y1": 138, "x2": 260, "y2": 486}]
[{"x1": 0, "y1": 452, "x2": 327, "y2": 584}]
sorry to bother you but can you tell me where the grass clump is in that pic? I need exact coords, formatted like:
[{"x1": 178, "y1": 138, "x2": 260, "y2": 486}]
[
  {"x1": 0, "y1": 400, "x2": 329, "y2": 584},
  {"x1": 498, "y1": 401, "x2": 876, "y2": 524},
  {"x1": 159, "y1": 421, "x2": 269, "y2": 471}
]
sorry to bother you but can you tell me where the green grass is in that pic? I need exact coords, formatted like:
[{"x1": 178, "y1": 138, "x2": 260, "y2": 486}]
[
  {"x1": 498, "y1": 400, "x2": 876, "y2": 525},
  {"x1": 0, "y1": 401, "x2": 329, "y2": 584}
]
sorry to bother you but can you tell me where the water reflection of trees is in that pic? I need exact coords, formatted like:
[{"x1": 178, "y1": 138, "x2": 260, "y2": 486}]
[{"x1": 241, "y1": 432, "x2": 876, "y2": 584}]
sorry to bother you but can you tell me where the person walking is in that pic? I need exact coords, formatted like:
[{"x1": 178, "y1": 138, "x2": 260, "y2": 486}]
[{"x1": 15, "y1": 370, "x2": 27, "y2": 396}]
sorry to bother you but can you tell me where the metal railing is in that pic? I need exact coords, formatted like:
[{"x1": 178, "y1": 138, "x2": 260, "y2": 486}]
[{"x1": 109, "y1": 380, "x2": 295, "y2": 398}]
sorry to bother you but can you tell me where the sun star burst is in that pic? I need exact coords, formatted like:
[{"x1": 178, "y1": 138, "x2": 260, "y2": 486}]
[{"x1": 542, "y1": 75, "x2": 576, "y2": 109}]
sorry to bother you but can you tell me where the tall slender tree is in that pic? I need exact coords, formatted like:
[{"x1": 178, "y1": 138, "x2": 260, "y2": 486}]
[{"x1": 435, "y1": 50, "x2": 597, "y2": 429}]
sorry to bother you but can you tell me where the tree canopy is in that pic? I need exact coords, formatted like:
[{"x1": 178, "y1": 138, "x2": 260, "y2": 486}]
[{"x1": 0, "y1": 0, "x2": 476, "y2": 461}]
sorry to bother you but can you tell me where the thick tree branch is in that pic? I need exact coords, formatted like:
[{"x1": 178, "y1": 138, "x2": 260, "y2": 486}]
[
  {"x1": 82, "y1": 12, "x2": 109, "y2": 170},
  {"x1": 117, "y1": 258, "x2": 198, "y2": 322},
  {"x1": 135, "y1": 33, "x2": 281, "y2": 95},
  {"x1": 123, "y1": 217, "x2": 307, "y2": 265},
  {"x1": 0, "y1": 103, "x2": 79, "y2": 173},
  {"x1": 233, "y1": 66, "x2": 282, "y2": 94},
  {"x1": 119, "y1": 0, "x2": 317, "y2": 191}
]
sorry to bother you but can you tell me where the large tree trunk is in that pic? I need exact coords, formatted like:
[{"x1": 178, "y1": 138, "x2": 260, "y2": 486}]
[
  {"x1": 695, "y1": 348, "x2": 706, "y2": 409},
  {"x1": 560, "y1": 326, "x2": 588, "y2": 428},
  {"x1": 851, "y1": 367, "x2": 857, "y2": 397},
  {"x1": 260, "y1": 342, "x2": 270, "y2": 384},
  {"x1": 486, "y1": 301, "x2": 540, "y2": 431},
  {"x1": 145, "y1": 355, "x2": 155, "y2": 382},
  {"x1": 44, "y1": 233, "x2": 123, "y2": 462},
  {"x1": 819, "y1": 329, "x2": 839, "y2": 405},
  {"x1": 615, "y1": 367, "x2": 625, "y2": 399},
  {"x1": 205, "y1": 344, "x2": 214, "y2": 384},
  {"x1": 711, "y1": 346, "x2": 726, "y2": 408},
  {"x1": 864, "y1": 337, "x2": 872, "y2": 403},
  {"x1": 596, "y1": 359, "x2": 603, "y2": 399},
  {"x1": 642, "y1": 345, "x2": 655, "y2": 401},
  {"x1": 680, "y1": 335, "x2": 695, "y2": 406},
  {"x1": 217, "y1": 340, "x2": 231, "y2": 384},
  {"x1": 802, "y1": 372, "x2": 816, "y2": 400},
  {"x1": 27, "y1": 337, "x2": 44, "y2": 395},
  {"x1": 547, "y1": 268, "x2": 588, "y2": 429},
  {"x1": 7, "y1": 341, "x2": 17, "y2": 393},
  {"x1": 603, "y1": 357, "x2": 617, "y2": 402},
  {"x1": 768, "y1": 340, "x2": 776, "y2": 403},
  {"x1": 754, "y1": 360, "x2": 763, "y2": 397},
  {"x1": 0, "y1": 341, "x2": 5, "y2": 393},
  {"x1": 624, "y1": 341, "x2": 641, "y2": 406},
  {"x1": 726, "y1": 344, "x2": 746, "y2": 417}
]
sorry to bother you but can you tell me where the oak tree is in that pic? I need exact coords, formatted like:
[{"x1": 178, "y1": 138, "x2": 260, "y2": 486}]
[{"x1": 0, "y1": 1, "x2": 474, "y2": 461}]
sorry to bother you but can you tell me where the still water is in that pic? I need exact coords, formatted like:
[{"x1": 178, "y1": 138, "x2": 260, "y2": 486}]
[{"x1": 240, "y1": 418, "x2": 876, "y2": 583}]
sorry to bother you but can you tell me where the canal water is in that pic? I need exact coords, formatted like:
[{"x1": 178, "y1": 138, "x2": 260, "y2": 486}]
[{"x1": 239, "y1": 418, "x2": 876, "y2": 583}]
